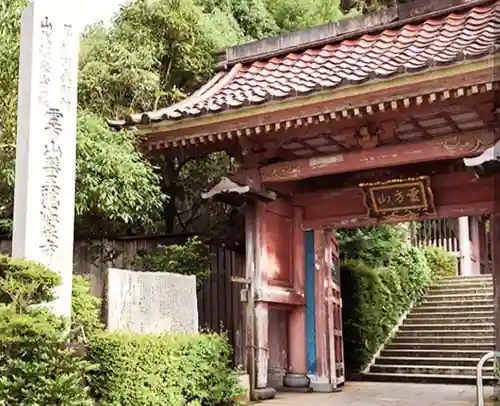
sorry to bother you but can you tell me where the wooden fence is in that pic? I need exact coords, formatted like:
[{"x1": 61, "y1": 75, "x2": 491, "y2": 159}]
[
  {"x1": 410, "y1": 218, "x2": 460, "y2": 255},
  {"x1": 408, "y1": 216, "x2": 492, "y2": 275},
  {"x1": 0, "y1": 237, "x2": 245, "y2": 366}
]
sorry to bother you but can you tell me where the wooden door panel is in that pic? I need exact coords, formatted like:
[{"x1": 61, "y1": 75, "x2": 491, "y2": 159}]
[{"x1": 329, "y1": 231, "x2": 345, "y2": 386}]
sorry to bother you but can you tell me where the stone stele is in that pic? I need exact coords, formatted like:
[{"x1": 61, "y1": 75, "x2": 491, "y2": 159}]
[{"x1": 107, "y1": 268, "x2": 199, "y2": 333}]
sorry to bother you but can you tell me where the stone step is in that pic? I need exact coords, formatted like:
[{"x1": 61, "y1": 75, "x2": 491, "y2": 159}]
[
  {"x1": 374, "y1": 356, "x2": 494, "y2": 367},
  {"x1": 404, "y1": 316, "x2": 494, "y2": 325},
  {"x1": 380, "y1": 349, "x2": 492, "y2": 358},
  {"x1": 361, "y1": 371, "x2": 497, "y2": 386},
  {"x1": 370, "y1": 364, "x2": 495, "y2": 376},
  {"x1": 399, "y1": 323, "x2": 495, "y2": 335},
  {"x1": 385, "y1": 342, "x2": 496, "y2": 351},
  {"x1": 414, "y1": 303, "x2": 494, "y2": 313},
  {"x1": 408, "y1": 310, "x2": 494, "y2": 319},
  {"x1": 397, "y1": 331, "x2": 493, "y2": 339},
  {"x1": 439, "y1": 275, "x2": 492, "y2": 281},
  {"x1": 428, "y1": 286, "x2": 493, "y2": 295},
  {"x1": 423, "y1": 293, "x2": 494, "y2": 302},
  {"x1": 420, "y1": 298, "x2": 493, "y2": 307},
  {"x1": 432, "y1": 284, "x2": 493, "y2": 292},
  {"x1": 434, "y1": 278, "x2": 493, "y2": 285},
  {"x1": 392, "y1": 335, "x2": 495, "y2": 344}
]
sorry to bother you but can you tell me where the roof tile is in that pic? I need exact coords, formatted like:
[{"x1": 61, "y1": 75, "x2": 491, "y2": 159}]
[{"x1": 127, "y1": 2, "x2": 500, "y2": 125}]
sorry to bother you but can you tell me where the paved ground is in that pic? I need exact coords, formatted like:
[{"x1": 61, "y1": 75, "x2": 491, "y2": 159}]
[{"x1": 264, "y1": 382, "x2": 499, "y2": 406}]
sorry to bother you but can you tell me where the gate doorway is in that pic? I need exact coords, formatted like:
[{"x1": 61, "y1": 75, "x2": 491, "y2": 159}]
[{"x1": 118, "y1": 0, "x2": 500, "y2": 398}]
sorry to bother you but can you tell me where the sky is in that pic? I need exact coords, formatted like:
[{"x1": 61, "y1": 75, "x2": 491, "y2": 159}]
[{"x1": 76, "y1": 0, "x2": 125, "y2": 30}]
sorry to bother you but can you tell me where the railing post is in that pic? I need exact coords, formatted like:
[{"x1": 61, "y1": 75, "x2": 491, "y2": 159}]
[{"x1": 476, "y1": 351, "x2": 500, "y2": 406}]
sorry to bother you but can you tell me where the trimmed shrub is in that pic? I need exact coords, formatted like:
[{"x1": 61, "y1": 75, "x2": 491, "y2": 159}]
[
  {"x1": 71, "y1": 275, "x2": 104, "y2": 340},
  {"x1": 341, "y1": 260, "x2": 385, "y2": 372},
  {"x1": 86, "y1": 331, "x2": 240, "y2": 406},
  {"x1": 341, "y1": 246, "x2": 433, "y2": 373},
  {"x1": 0, "y1": 257, "x2": 96, "y2": 405},
  {"x1": 423, "y1": 246, "x2": 457, "y2": 280},
  {"x1": 0, "y1": 254, "x2": 59, "y2": 310},
  {"x1": 0, "y1": 305, "x2": 94, "y2": 406}
]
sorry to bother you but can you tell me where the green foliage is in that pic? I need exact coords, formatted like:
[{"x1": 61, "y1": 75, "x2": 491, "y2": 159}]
[
  {"x1": 0, "y1": 256, "x2": 94, "y2": 406},
  {"x1": 71, "y1": 275, "x2": 104, "y2": 340},
  {"x1": 0, "y1": 0, "x2": 166, "y2": 236},
  {"x1": 341, "y1": 245, "x2": 433, "y2": 372},
  {"x1": 337, "y1": 225, "x2": 406, "y2": 268},
  {"x1": 0, "y1": 255, "x2": 59, "y2": 311},
  {"x1": 87, "y1": 331, "x2": 240, "y2": 406},
  {"x1": 134, "y1": 237, "x2": 211, "y2": 281},
  {"x1": 75, "y1": 110, "x2": 165, "y2": 235},
  {"x1": 423, "y1": 246, "x2": 457, "y2": 280},
  {"x1": 341, "y1": 260, "x2": 385, "y2": 372},
  {"x1": 0, "y1": 305, "x2": 95, "y2": 406}
]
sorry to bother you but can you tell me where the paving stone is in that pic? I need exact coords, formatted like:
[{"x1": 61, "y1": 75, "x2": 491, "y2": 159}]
[{"x1": 266, "y1": 382, "x2": 492, "y2": 406}]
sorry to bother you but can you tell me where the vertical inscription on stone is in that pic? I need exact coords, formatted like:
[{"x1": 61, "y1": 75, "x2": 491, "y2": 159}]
[
  {"x1": 13, "y1": 1, "x2": 80, "y2": 317},
  {"x1": 40, "y1": 108, "x2": 63, "y2": 257},
  {"x1": 38, "y1": 17, "x2": 52, "y2": 108},
  {"x1": 59, "y1": 24, "x2": 74, "y2": 110}
]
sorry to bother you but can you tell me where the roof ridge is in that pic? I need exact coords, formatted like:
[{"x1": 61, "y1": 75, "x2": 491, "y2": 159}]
[{"x1": 216, "y1": 0, "x2": 495, "y2": 70}]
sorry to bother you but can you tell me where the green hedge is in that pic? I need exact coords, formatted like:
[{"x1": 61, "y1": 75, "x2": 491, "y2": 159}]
[
  {"x1": 341, "y1": 246, "x2": 433, "y2": 373},
  {"x1": 87, "y1": 331, "x2": 240, "y2": 406},
  {"x1": 423, "y1": 246, "x2": 457, "y2": 280},
  {"x1": 0, "y1": 255, "x2": 240, "y2": 406},
  {"x1": 0, "y1": 305, "x2": 95, "y2": 406}
]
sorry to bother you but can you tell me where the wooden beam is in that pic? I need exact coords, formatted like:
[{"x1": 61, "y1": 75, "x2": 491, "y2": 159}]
[
  {"x1": 261, "y1": 130, "x2": 498, "y2": 183},
  {"x1": 293, "y1": 172, "x2": 495, "y2": 229}
]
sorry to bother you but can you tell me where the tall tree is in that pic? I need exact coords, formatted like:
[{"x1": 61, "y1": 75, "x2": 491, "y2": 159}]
[{"x1": 0, "y1": 0, "x2": 165, "y2": 237}]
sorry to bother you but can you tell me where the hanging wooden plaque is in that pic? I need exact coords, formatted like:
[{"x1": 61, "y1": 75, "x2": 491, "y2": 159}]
[{"x1": 359, "y1": 176, "x2": 436, "y2": 219}]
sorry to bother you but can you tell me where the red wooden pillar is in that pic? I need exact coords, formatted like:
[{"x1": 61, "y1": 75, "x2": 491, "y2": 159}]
[
  {"x1": 492, "y1": 175, "x2": 500, "y2": 351},
  {"x1": 288, "y1": 207, "x2": 307, "y2": 375},
  {"x1": 314, "y1": 230, "x2": 329, "y2": 385},
  {"x1": 254, "y1": 202, "x2": 269, "y2": 390}
]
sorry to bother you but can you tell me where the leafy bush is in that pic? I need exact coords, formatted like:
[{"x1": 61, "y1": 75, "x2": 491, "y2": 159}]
[
  {"x1": 0, "y1": 257, "x2": 95, "y2": 405},
  {"x1": 423, "y1": 246, "x2": 457, "y2": 280},
  {"x1": 341, "y1": 245, "x2": 433, "y2": 373},
  {"x1": 0, "y1": 254, "x2": 59, "y2": 310},
  {"x1": 87, "y1": 331, "x2": 240, "y2": 406},
  {"x1": 72, "y1": 275, "x2": 104, "y2": 340},
  {"x1": 0, "y1": 306, "x2": 94, "y2": 406},
  {"x1": 341, "y1": 260, "x2": 385, "y2": 371},
  {"x1": 134, "y1": 236, "x2": 212, "y2": 282},
  {"x1": 338, "y1": 225, "x2": 406, "y2": 268}
]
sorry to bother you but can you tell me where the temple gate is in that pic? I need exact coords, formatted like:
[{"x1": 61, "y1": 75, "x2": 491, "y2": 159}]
[{"x1": 114, "y1": 0, "x2": 500, "y2": 399}]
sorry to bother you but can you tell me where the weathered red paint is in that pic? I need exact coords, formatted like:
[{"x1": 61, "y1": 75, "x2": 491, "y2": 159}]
[
  {"x1": 288, "y1": 207, "x2": 307, "y2": 375},
  {"x1": 267, "y1": 307, "x2": 289, "y2": 387},
  {"x1": 296, "y1": 172, "x2": 495, "y2": 229},
  {"x1": 260, "y1": 130, "x2": 497, "y2": 183}
]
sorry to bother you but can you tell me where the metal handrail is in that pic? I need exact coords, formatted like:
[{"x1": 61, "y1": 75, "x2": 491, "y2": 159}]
[{"x1": 476, "y1": 351, "x2": 500, "y2": 406}]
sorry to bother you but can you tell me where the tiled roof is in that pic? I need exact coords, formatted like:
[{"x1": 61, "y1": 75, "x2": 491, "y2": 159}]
[{"x1": 125, "y1": 2, "x2": 500, "y2": 126}]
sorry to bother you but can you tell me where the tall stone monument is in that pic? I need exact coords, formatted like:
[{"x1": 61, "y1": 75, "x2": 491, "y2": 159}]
[{"x1": 13, "y1": 0, "x2": 80, "y2": 317}]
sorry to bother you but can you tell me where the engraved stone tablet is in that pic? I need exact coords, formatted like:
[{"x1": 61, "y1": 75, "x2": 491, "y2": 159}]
[{"x1": 107, "y1": 268, "x2": 198, "y2": 333}]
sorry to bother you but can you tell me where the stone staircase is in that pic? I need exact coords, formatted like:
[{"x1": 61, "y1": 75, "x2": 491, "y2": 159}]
[{"x1": 364, "y1": 275, "x2": 497, "y2": 384}]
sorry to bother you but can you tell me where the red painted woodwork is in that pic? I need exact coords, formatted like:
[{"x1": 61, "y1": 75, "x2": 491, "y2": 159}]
[
  {"x1": 328, "y1": 232, "x2": 345, "y2": 386},
  {"x1": 288, "y1": 207, "x2": 307, "y2": 374},
  {"x1": 267, "y1": 307, "x2": 289, "y2": 387},
  {"x1": 492, "y1": 175, "x2": 500, "y2": 351},
  {"x1": 314, "y1": 230, "x2": 329, "y2": 382},
  {"x1": 295, "y1": 172, "x2": 495, "y2": 229},
  {"x1": 254, "y1": 285, "x2": 304, "y2": 305},
  {"x1": 260, "y1": 131, "x2": 497, "y2": 183},
  {"x1": 261, "y1": 201, "x2": 293, "y2": 287}
]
